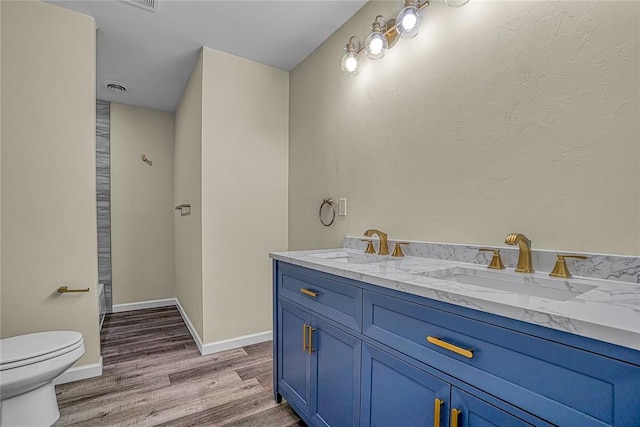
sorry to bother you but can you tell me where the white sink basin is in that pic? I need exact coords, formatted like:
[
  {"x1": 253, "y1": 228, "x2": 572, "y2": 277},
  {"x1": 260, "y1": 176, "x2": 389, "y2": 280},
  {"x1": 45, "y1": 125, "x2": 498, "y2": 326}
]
[
  {"x1": 309, "y1": 251, "x2": 390, "y2": 265},
  {"x1": 420, "y1": 267, "x2": 597, "y2": 301}
]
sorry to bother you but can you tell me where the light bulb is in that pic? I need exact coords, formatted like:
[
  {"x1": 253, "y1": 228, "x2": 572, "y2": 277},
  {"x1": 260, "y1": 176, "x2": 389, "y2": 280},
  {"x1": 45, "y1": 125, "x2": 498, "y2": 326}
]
[
  {"x1": 396, "y1": 5, "x2": 422, "y2": 38},
  {"x1": 345, "y1": 56, "x2": 358, "y2": 72},
  {"x1": 341, "y1": 52, "x2": 360, "y2": 76},
  {"x1": 402, "y1": 13, "x2": 417, "y2": 31},
  {"x1": 369, "y1": 37, "x2": 383, "y2": 55},
  {"x1": 365, "y1": 31, "x2": 388, "y2": 60}
]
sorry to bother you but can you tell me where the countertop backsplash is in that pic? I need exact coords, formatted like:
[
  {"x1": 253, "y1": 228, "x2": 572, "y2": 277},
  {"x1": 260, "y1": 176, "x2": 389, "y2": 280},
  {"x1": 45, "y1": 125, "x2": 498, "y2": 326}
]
[{"x1": 344, "y1": 237, "x2": 640, "y2": 284}]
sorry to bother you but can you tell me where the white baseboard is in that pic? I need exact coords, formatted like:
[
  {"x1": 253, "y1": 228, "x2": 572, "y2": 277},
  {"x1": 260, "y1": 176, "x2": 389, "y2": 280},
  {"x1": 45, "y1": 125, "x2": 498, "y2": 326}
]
[
  {"x1": 201, "y1": 330, "x2": 272, "y2": 355},
  {"x1": 174, "y1": 298, "x2": 204, "y2": 354},
  {"x1": 112, "y1": 297, "x2": 272, "y2": 357},
  {"x1": 112, "y1": 298, "x2": 176, "y2": 313},
  {"x1": 54, "y1": 357, "x2": 103, "y2": 385}
]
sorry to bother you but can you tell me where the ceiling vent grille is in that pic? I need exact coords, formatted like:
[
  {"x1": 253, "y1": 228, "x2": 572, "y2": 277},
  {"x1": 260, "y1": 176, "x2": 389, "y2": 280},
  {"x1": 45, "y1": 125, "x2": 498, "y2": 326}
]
[
  {"x1": 120, "y1": 0, "x2": 159, "y2": 13},
  {"x1": 103, "y1": 80, "x2": 130, "y2": 94}
]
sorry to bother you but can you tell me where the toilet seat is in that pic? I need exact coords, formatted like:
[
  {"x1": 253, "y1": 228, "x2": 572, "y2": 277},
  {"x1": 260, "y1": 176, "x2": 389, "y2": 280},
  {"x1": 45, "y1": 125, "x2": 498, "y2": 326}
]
[{"x1": 0, "y1": 331, "x2": 84, "y2": 371}]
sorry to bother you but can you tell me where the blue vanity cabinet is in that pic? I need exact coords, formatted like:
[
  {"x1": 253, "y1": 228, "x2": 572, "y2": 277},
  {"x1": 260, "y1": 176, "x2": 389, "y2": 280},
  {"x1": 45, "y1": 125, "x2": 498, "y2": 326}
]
[
  {"x1": 361, "y1": 343, "x2": 450, "y2": 427},
  {"x1": 450, "y1": 388, "x2": 534, "y2": 427},
  {"x1": 310, "y1": 316, "x2": 361, "y2": 427},
  {"x1": 273, "y1": 260, "x2": 640, "y2": 426},
  {"x1": 277, "y1": 298, "x2": 361, "y2": 426},
  {"x1": 278, "y1": 298, "x2": 311, "y2": 415},
  {"x1": 278, "y1": 262, "x2": 363, "y2": 331},
  {"x1": 362, "y1": 289, "x2": 640, "y2": 426},
  {"x1": 361, "y1": 342, "x2": 540, "y2": 427}
]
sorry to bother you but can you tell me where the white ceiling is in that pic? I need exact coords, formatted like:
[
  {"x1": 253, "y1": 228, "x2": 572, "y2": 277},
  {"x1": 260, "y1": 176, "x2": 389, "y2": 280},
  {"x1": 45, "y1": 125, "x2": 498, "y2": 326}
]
[{"x1": 48, "y1": 0, "x2": 367, "y2": 111}]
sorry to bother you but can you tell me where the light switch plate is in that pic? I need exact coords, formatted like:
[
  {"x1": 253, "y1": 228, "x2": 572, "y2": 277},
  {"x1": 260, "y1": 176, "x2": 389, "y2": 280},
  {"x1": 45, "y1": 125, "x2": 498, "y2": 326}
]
[{"x1": 338, "y1": 198, "x2": 347, "y2": 216}]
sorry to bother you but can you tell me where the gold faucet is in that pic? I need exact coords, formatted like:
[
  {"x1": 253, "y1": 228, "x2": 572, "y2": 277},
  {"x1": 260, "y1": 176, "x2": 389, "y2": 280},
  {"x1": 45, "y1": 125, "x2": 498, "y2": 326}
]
[
  {"x1": 364, "y1": 229, "x2": 389, "y2": 255},
  {"x1": 505, "y1": 233, "x2": 534, "y2": 273}
]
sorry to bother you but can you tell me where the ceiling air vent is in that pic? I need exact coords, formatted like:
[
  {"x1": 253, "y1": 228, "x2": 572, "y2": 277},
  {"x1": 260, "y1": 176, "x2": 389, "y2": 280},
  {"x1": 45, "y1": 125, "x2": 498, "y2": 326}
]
[
  {"x1": 120, "y1": 0, "x2": 159, "y2": 13},
  {"x1": 103, "y1": 80, "x2": 130, "y2": 94}
]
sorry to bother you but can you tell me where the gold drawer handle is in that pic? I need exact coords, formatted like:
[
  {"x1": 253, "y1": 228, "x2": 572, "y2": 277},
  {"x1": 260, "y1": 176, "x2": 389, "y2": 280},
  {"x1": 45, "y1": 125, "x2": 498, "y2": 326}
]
[
  {"x1": 427, "y1": 336, "x2": 473, "y2": 359},
  {"x1": 57, "y1": 286, "x2": 89, "y2": 293},
  {"x1": 451, "y1": 408, "x2": 461, "y2": 427},
  {"x1": 303, "y1": 324, "x2": 308, "y2": 352},
  {"x1": 300, "y1": 288, "x2": 319, "y2": 297},
  {"x1": 434, "y1": 398, "x2": 443, "y2": 427},
  {"x1": 308, "y1": 326, "x2": 316, "y2": 354}
]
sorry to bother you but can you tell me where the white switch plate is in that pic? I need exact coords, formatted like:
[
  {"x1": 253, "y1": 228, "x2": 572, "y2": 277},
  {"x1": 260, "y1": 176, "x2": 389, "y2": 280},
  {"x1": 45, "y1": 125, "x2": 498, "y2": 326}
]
[{"x1": 338, "y1": 198, "x2": 347, "y2": 216}]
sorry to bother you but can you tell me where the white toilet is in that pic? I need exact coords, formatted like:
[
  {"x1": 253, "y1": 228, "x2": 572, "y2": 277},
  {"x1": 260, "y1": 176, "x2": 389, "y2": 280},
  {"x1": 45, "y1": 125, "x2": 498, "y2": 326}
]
[{"x1": 0, "y1": 331, "x2": 85, "y2": 427}]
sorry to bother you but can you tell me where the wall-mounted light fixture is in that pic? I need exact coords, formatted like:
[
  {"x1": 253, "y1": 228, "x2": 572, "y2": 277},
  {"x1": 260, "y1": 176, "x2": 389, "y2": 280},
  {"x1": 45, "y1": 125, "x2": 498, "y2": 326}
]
[
  {"x1": 365, "y1": 15, "x2": 390, "y2": 60},
  {"x1": 341, "y1": 0, "x2": 469, "y2": 77},
  {"x1": 396, "y1": 0, "x2": 422, "y2": 38},
  {"x1": 341, "y1": 36, "x2": 362, "y2": 76}
]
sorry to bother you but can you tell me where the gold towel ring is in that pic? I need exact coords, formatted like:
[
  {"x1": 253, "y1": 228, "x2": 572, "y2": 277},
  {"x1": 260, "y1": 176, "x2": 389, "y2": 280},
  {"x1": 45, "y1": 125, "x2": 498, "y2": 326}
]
[{"x1": 319, "y1": 198, "x2": 336, "y2": 227}]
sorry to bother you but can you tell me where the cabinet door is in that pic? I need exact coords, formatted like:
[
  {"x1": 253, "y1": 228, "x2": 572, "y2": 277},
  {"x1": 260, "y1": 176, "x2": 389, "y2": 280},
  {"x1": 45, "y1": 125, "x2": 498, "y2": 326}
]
[
  {"x1": 361, "y1": 343, "x2": 450, "y2": 427},
  {"x1": 310, "y1": 316, "x2": 361, "y2": 427},
  {"x1": 450, "y1": 388, "x2": 534, "y2": 427},
  {"x1": 278, "y1": 298, "x2": 311, "y2": 415}
]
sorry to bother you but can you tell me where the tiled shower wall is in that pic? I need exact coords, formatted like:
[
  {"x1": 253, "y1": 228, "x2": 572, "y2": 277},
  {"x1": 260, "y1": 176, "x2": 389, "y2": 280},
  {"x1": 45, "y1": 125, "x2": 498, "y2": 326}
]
[{"x1": 97, "y1": 100, "x2": 112, "y2": 314}]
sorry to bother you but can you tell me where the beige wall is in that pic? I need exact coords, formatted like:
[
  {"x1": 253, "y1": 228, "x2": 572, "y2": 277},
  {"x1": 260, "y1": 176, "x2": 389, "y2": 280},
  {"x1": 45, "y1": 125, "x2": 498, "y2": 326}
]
[
  {"x1": 200, "y1": 48, "x2": 289, "y2": 343},
  {"x1": 0, "y1": 1, "x2": 100, "y2": 365},
  {"x1": 174, "y1": 52, "x2": 204, "y2": 339},
  {"x1": 289, "y1": 1, "x2": 640, "y2": 256},
  {"x1": 0, "y1": 0, "x2": 3, "y2": 319},
  {"x1": 111, "y1": 103, "x2": 175, "y2": 305}
]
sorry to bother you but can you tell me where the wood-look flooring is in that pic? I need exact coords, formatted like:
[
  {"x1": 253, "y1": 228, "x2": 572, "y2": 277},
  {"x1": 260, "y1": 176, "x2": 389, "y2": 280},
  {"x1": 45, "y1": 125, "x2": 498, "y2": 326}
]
[{"x1": 54, "y1": 307, "x2": 305, "y2": 427}]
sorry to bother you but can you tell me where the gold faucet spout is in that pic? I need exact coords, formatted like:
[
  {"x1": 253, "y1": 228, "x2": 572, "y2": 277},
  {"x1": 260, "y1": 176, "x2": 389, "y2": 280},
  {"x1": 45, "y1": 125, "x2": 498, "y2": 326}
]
[
  {"x1": 364, "y1": 229, "x2": 389, "y2": 256},
  {"x1": 504, "y1": 233, "x2": 534, "y2": 273}
]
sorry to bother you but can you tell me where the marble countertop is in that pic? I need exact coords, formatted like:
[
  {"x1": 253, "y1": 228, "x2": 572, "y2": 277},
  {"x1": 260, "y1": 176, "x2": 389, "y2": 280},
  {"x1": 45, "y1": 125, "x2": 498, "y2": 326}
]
[{"x1": 270, "y1": 248, "x2": 640, "y2": 352}]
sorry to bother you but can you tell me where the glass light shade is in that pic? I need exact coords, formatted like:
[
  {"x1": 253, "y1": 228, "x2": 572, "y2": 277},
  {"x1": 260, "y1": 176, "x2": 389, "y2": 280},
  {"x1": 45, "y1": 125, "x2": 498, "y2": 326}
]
[
  {"x1": 446, "y1": 0, "x2": 469, "y2": 7},
  {"x1": 341, "y1": 52, "x2": 360, "y2": 76},
  {"x1": 365, "y1": 32, "x2": 388, "y2": 60},
  {"x1": 396, "y1": 5, "x2": 421, "y2": 38}
]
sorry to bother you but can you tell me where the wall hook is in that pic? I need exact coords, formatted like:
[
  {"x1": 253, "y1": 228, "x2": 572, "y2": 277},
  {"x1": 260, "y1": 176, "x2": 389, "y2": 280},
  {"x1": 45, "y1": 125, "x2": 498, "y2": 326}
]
[{"x1": 142, "y1": 154, "x2": 152, "y2": 166}]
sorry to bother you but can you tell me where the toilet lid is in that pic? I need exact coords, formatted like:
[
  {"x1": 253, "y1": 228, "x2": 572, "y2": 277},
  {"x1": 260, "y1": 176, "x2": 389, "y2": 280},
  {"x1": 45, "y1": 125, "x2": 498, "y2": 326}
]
[{"x1": 0, "y1": 331, "x2": 83, "y2": 367}]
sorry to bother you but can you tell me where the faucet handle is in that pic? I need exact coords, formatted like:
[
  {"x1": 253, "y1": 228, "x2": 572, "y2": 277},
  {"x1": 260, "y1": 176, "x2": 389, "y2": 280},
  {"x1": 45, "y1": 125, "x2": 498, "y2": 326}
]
[
  {"x1": 549, "y1": 254, "x2": 588, "y2": 278},
  {"x1": 361, "y1": 239, "x2": 376, "y2": 254},
  {"x1": 478, "y1": 248, "x2": 506, "y2": 270},
  {"x1": 391, "y1": 242, "x2": 410, "y2": 258}
]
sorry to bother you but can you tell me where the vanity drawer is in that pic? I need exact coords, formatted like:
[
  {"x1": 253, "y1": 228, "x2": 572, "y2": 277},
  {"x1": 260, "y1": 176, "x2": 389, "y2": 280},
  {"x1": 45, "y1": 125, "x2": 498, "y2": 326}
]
[
  {"x1": 277, "y1": 263, "x2": 362, "y2": 331},
  {"x1": 363, "y1": 290, "x2": 640, "y2": 426}
]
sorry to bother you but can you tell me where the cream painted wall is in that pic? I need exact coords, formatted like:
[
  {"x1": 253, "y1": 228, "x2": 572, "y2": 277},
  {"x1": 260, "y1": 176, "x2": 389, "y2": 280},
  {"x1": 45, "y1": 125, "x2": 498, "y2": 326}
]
[
  {"x1": 0, "y1": 1, "x2": 100, "y2": 365},
  {"x1": 174, "y1": 52, "x2": 204, "y2": 339},
  {"x1": 111, "y1": 103, "x2": 175, "y2": 305},
  {"x1": 0, "y1": 0, "x2": 3, "y2": 319},
  {"x1": 289, "y1": 0, "x2": 640, "y2": 256},
  {"x1": 200, "y1": 48, "x2": 289, "y2": 343}
]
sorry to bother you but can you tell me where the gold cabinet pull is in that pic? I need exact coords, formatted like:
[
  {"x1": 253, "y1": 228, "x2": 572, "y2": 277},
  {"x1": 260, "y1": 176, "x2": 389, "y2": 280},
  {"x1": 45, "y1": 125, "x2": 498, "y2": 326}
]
[
  {"x1": 57, "y1": 286, "x2": 89, "y2": 293},
  {"x1": 434, "y1": 398, "x2": 443, "y2": 427},
  {"x1": 303, "y1": 324, "x2": 308, "y2": 352},
  {"x1": 300, "y1": 288, "x2": 319, "y2": 297},
  {"x1": 450, "y1": 408, "x2": 461, "y2": 427},
  {"x1": 427, "y1": 336, "x2": 473, "y2": 359},
  {"x1": 308, "y1": 326, "x2": 316, "y2": 354}
]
